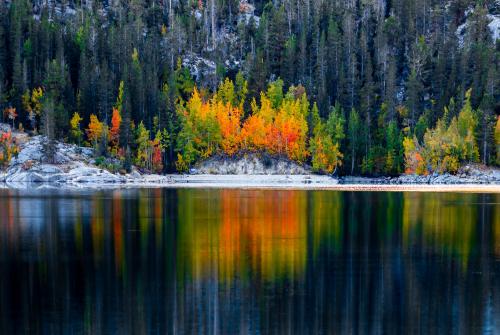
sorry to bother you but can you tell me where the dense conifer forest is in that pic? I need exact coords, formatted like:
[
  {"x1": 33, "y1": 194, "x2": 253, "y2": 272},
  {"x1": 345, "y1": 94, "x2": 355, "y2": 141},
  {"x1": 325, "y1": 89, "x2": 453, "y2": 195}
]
[{"x1": 0, "y1": 0, "x2": 499, "y2": 175}]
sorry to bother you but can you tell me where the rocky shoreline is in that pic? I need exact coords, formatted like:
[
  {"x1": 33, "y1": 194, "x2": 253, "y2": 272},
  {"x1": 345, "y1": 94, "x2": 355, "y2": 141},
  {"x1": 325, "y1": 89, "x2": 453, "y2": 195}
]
[
  {"x1": 0, "y1": 136, "x2": 169, "y2": 185},
  {"x1": 1, "y1": 134, "x2": 499, "y2": 190},
  {"x1": 340, "y1": 167, "x2": 500, "y2": 185},
  {"x1": 2, "y1": 171, "x2": 499, "y2": 190}
]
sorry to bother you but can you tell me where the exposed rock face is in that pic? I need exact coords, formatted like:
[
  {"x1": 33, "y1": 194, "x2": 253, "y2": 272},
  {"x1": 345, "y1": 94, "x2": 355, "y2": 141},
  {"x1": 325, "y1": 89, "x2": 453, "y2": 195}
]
[
  {"x1": 182, "y1": 53, "x2": 218, "y2": 88},
  {"x1": 456, "y1": 8, "x2": 500, "y2": 46},
  {"x1": 489, "y1": 14, "x2": 500, "y2": 41},
  {"x1": 238, "y1": 1, "x2": 260, "y2": 27},
  {"x1": 1, "y1": 135, "x2": 170, "y2": 187},
  {"x1": 192, "y1": 153, "x2": 312, "y2": 175}
]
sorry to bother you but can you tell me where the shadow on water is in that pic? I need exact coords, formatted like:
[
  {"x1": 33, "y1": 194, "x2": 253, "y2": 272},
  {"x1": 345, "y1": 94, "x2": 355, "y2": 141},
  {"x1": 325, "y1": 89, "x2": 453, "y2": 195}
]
[{"x1": 0, "y1": 189, "x2": 499, "y2": 334}]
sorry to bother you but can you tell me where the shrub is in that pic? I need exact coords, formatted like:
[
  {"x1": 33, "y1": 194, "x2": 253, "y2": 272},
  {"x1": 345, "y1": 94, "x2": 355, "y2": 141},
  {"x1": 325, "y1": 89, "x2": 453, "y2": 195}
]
[{"x1": 0, "y1": 132, "x2": 19, "y2": 169}]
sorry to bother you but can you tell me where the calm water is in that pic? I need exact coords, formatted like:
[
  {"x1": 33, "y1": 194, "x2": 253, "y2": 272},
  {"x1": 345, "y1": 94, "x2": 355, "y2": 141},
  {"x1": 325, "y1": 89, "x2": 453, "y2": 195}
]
[{"x1": 0, "y1": 189, "x2": 499, "y2": 334}]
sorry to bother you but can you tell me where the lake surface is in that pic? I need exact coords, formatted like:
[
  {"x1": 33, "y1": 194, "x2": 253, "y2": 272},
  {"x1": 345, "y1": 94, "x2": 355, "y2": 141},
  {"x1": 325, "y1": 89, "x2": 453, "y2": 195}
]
[{"x1": 0, "y1": 188, "x2": 499, "y2": 334}]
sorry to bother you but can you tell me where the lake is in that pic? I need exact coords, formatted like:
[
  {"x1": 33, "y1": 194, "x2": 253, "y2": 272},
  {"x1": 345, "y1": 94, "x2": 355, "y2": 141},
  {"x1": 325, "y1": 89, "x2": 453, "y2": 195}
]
[{"x1": 0, "y1": 188, "x2": 499, "y2": 334}]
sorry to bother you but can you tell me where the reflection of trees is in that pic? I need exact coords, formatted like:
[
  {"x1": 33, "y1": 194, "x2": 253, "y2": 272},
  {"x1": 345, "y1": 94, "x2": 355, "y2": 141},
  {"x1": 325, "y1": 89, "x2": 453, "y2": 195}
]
[
  {"x1": 402, "y1": 192, "x2": 500, "y2": 334},
  {"x1": 403, "y1": 193, "x2": 478, "y2": 268},
  {"x1": 310, "y1": 191, "x2": 343, "y2": 256},
  {"x1": 0, "y1": 189, "x2": 499, "y2": 334},
  {"x1": 176, "y1": 189, "x2": 309, "y2": 282},
  {"x1": 495, "y1": 202, "x2": 500, "y2": 257}
]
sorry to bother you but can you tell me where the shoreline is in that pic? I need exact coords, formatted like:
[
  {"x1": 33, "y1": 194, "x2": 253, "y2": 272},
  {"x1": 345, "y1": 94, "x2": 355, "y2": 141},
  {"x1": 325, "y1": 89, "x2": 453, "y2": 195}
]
[
  {"x1": 1, "y1": 174, "x2": 499, "y2": 193},
  {"x1": 1, "y1": 134, "x2": 499, "y2": 193}
]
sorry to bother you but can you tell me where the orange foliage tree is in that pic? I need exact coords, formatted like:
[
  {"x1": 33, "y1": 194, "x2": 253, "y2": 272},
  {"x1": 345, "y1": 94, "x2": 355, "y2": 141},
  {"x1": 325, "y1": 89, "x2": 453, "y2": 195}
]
[
  {"x1": 109, "y1": 107, "x2": 122, "y2": 153},
  {"x1": 241, "y1": 114, "x2": 267, "y2": 151},
  {"x1": 215, "y1": 99, "x2": 242, "y2": 155},
  {"x1": 0, "y1": 132, "x2": 19, "y2": 168}
]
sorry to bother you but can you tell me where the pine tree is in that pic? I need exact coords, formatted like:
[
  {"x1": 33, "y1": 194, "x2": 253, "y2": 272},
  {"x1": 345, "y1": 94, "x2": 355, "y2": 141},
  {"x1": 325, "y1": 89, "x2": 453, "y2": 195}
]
[
  {"x1": 40, "y1": 95, "x2": 56, "y2": 163},
  {"x1": 347, "y1": 109, "x2": 361, "y2": 174},
  {"x1": 495, "y1": 116, "x2": 500, "y2": 166},
  {"x1": 0, "y1": 2, "x2": 7, "y2": 109}
]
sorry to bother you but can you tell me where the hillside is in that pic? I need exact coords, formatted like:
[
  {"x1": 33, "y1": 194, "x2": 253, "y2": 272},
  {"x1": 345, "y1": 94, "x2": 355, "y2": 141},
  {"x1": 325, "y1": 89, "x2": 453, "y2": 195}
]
[{"x1": 0, "y1": 1, "x2": 499, "y2": 176}]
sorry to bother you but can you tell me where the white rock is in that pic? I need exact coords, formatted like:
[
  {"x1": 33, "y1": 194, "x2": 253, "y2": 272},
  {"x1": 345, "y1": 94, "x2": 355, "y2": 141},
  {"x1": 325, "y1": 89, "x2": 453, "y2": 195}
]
[
  {"x1": 193, "y1": 154, "x2": 312, "y2": 175},
  {"x1": 129, "y1": 171, "x2": 142, "y2": 179},
  {"x1": 488, "y1": 14, "x2": 500, "y2": 42}
]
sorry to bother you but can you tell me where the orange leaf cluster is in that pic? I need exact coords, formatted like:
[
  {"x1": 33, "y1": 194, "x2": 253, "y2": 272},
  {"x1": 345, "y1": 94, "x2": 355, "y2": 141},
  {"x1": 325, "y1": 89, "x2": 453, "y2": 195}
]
[
  {"x1": 178, "y1": 82, "x2": 310, "y2": 165},
  {"x1": 110, "y1": 108, "x2": 122, "y2": 150},
  {"x1": 0, "y1": 132, "x2": 18, "y2": 168},
  {"x1": 215, "y1": 100, "x2": 243, "y2": 156}
]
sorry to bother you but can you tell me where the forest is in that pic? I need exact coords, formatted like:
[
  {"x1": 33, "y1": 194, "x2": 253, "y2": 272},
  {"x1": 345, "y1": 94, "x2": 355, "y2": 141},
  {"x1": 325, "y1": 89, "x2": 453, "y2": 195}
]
[{"x1": 0, "y1": 0, "x2": 499, "y2": 175}]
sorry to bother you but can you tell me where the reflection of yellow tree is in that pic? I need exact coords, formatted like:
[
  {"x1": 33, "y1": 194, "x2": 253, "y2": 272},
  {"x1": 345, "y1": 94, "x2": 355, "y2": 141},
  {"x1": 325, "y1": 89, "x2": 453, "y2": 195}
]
[
  {"x1": 403, "y1": 193, "x2": 477, "y2": 269},
  {"x1": 91, "y1": 195, "x2": 105, "y2": 263},
  {"x1": 310, "y1": 191, "x2": 343, "y2": 256},
  {"x1": 177, "y1": 189, "x2": 308, "y2": 282},
  {"x1": 495, "y1": 202, "x2": 500, "y2": 258},
  {"x1": 244, "y1": 190, "x2": 307, "y2": 281},
  {"x1": 139, "y1": 189, "x2": 151, "y2": 254},
  {"x1": 176, "y1": 189, "x2": 222, "y2": 281}
]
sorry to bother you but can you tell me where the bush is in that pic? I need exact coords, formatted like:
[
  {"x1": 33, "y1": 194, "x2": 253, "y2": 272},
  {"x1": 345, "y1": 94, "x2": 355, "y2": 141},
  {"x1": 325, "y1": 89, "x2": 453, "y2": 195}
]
[
  {"x1": 0, "y1": 132, "x2": 19, "y2": 169},
  {"x1": 94, "y1": 156, "x2": 106, "y2": 167}
]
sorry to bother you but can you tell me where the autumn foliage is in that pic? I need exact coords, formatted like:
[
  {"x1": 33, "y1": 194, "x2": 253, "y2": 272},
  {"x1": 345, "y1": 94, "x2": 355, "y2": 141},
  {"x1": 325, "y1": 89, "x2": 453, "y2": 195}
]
[
  {"x1": 70, "y1": 112, "x2": 83, "y2": 145},
  {"x1": 176, "y1": 79, "x2": 327, "y2": 171},
  {"x1": 0, "y1": 132, "x2": 19, "y2": 168},
  {"x1": 86, "y1": 114, "x2": 104, "y2": 149},
  {"x1": 81, "y1": 110, "x2": 164, "y2": 173},
  {"x1": 77, "y1": 79, "x2": 342, "y2": 174},
  {"x1": 109, "y1": 107, "x2": 122, "y2": 153},
  {"x1": 403, "y1": 90, "x2": 479, "y2": 175}
]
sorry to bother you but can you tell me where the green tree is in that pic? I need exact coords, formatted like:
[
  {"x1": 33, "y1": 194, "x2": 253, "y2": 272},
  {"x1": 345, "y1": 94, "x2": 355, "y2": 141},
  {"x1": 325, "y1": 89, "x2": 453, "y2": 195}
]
[
  {"x1": 347, "y1": 109, "x2": 361, "y2": 174},
  {"x1": 495, "y1": 117, "x2": 500, "y2": 165},
  {"x1": 310, "y1": 121, "x2": 343, "y2": 174},
  {"x1": 385, "y1": 120, "x2": 403, "y2": 174},
  {"x1": 40, "y1": 95, "x2": 56, "y2": 163},
  {"x1": 70, "y1": 112, "x2": 83, "y2": 146},
  {"x1": 325, "y1": 103, "x2": 346, "y2": 145}
]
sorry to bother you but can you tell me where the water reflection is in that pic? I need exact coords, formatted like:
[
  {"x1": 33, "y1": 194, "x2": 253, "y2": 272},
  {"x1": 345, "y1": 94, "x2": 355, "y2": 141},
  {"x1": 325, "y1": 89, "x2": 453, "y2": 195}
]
[{"x1": 0, "y1": 189, "x2": 499, "y2": 334}]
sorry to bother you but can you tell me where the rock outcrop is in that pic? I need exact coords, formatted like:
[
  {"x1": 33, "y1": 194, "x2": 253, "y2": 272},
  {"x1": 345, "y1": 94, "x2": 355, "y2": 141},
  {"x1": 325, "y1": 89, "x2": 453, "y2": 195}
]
[
  {"x1": 0, "y1": 135, "x2": 170, "y2": 187},
  {"x1": 182, "y1": 53, "x2": 218, "y2": 88},
  {"x1": 192, "y1": 153, "x2": 312, "y2": 175},
  {"x1": 456, "y1": 6, "x2": 500, "y2": 46},
  {"x1": 238, "y1": 1, "x2": 261, "y2": 27}
]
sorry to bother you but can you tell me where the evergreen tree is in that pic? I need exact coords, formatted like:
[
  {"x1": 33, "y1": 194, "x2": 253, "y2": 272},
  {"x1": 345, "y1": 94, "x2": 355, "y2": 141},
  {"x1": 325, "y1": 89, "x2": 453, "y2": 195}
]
[{"x1": 347, "y1": 109, "x2": 361, "y2": 174}]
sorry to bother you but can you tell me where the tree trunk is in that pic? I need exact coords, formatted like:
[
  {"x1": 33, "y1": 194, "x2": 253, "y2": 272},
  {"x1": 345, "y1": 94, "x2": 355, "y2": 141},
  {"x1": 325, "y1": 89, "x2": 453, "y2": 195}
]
[
  {"x1": 351, "y1": 148, "x2": 355, "y2": 175},
  {"x1": 211, "y1": 0, "x2": 216, "y2": 50}
]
